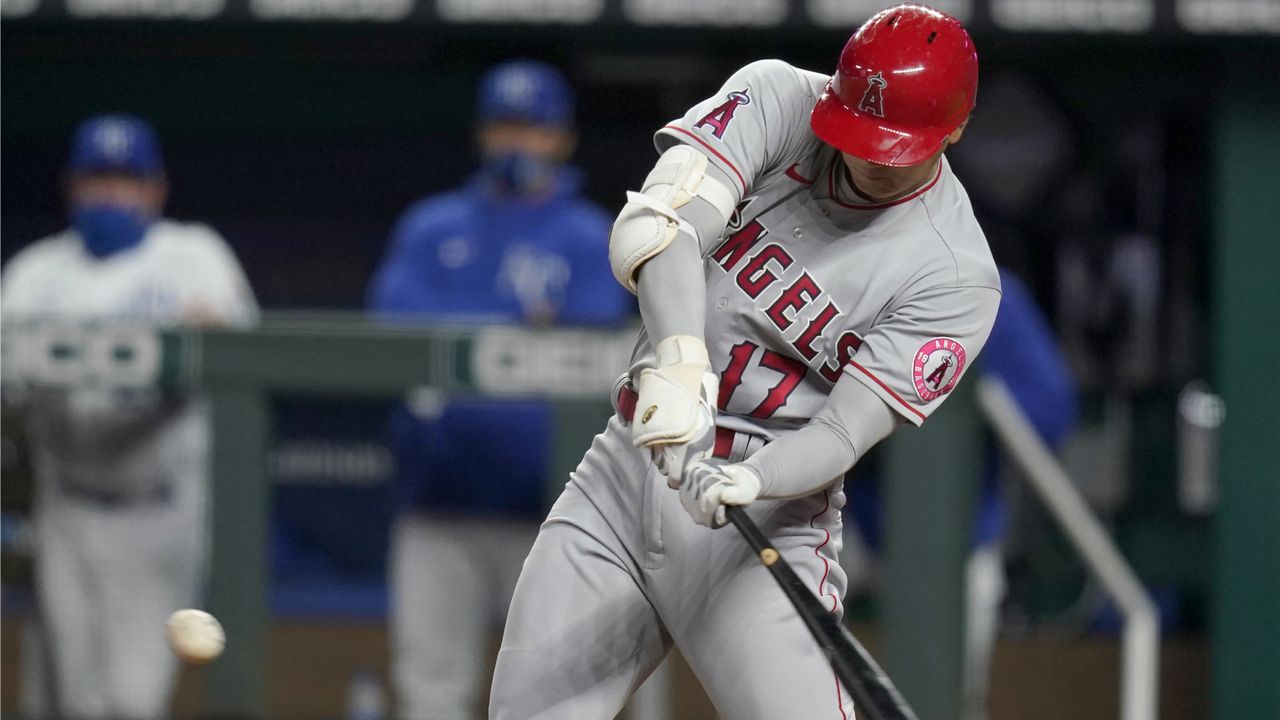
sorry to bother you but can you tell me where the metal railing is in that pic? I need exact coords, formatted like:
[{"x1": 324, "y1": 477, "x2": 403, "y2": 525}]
[{"x1": 977, "y1": 375, "x2": 1160, "y2": 720}]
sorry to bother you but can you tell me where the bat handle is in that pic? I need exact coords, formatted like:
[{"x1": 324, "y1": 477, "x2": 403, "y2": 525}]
[
  {"x1": 725, "y1": 506, "x2": 780, "y2": 566},
  {"x1": 725, "y1": 506, "x2": 765, "y2": 549}
]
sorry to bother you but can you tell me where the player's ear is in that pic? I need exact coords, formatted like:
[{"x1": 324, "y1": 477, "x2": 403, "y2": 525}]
[
  {"x1": 557, "y1": 130, "x2": 577, "y2": 162},
  {"x1": 146, "y1": 177, "x2": 169, "y2": 216},
  {"x1": 946, "y1": 114, "x2": 972, "y2": 146}
]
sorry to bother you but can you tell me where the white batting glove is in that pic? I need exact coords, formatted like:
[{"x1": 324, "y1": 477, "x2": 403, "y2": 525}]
[
  {"x1": 632, "y1": 335, "x2": 718, "y2": 487},
  {"x1": 677, "y1": 461, "x2": 762, "y2": 528}
]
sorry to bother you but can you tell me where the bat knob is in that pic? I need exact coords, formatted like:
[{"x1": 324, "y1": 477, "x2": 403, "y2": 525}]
[{"x1": 760, "y1": 548, "x2": 780, "y2": 566}]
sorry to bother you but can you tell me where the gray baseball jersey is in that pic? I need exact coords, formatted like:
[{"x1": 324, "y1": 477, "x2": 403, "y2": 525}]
[
  {"x1": 491, "y1": 59, "x2": 999, "y2": 720},
  {"x1": 642, "y1": 58, "x2": 1001, "y2": 437},
  {"x1": 3, "y1": 220, "x2": 258, "y2": 494}
]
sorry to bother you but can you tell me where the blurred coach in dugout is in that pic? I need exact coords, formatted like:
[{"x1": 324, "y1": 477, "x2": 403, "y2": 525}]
[
  {"x1": 1, "y1": 115, "x2": 258, "y2": 718},
  {"x1": 367, "y1": 60, "x2": 631, "y2": 719}
]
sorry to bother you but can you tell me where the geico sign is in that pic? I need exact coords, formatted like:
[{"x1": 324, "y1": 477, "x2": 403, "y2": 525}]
[
  {"x1": 1, "y1": 322, "x2": 162, "y2": 389},
  {"x1": 471, "y1": 328, "x2": 634, "y2": 398}
]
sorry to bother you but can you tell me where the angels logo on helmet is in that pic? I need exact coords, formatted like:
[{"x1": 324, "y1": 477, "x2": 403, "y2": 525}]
[{"x1": 858, "y1": 72, "x2": 888, "y2": 118}]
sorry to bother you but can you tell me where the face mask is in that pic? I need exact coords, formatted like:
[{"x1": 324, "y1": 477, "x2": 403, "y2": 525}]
[
  {"x1": 481, "y1": 150, "x2": 559, "y2": 198},
  {"x1": 72, "y1": 204, "x2": 152, "y2": 258}
]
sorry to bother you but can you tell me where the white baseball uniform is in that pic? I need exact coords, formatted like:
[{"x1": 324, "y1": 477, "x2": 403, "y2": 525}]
[
  {"x1": 490, "y1": 59, "x2": 1000, "y2": 720},
  {"x1": 2, "y1": 220, "x2": 257, "y2": 719}
]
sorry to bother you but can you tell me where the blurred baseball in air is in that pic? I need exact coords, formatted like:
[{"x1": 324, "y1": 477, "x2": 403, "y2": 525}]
[{"x1": 166, "y1": 609, "x2": 225, "y2": 664}]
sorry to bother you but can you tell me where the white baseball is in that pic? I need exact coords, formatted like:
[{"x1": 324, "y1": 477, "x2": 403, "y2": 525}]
[{"x1": 166, "y1": 609, "x2": 225, "y2": 664}]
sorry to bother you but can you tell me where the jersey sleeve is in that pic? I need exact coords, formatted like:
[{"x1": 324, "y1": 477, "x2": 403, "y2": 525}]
[
  {"x1": 1, "y1": 256, "x2": 29, "y2": 316},
  {"x1": 557, "y1": 206, "x2": 634, "y2": 327},
  {"x1": 185, "y1": 226, "x2": 259, "y2": 327},
  {"x1": 845, "y1": 283, "x2": 1001, "y2": 426},
  {"x1": 367, "y1": 203, "x2": 447, "y2": 314},
  {"x1": 654, "y1": 59, "x2": 821, "y2": 198},
  {"x1": 0, "y1": 239, "x2": 57, "y2": 318}
]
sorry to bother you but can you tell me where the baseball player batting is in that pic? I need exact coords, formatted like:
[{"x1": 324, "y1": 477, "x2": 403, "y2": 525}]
[{"x1": 489, "y1": 5, "x2": 1001, "y2": 719}]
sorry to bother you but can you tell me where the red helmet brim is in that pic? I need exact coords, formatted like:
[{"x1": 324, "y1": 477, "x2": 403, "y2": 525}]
[{"x1": 810, "y1": 83, "x2": 952, "y2": 167}]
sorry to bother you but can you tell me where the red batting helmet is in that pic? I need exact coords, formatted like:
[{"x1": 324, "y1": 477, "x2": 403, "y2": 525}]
[{"x1": 810, "y1": 4, "x2": 978, "y2": 167}]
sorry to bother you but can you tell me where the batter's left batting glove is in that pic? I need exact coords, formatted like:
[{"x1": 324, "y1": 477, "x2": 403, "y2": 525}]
[
  {"x1": 632, "y1": 335, "x2": 718, "y2": 488},
  {"x1": 677, "y1": 461, "x2": 762, "y2": 528}
]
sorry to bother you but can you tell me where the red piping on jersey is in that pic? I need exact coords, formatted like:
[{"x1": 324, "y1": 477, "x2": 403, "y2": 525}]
[
  {"x1": 847, "y1": 360, "x2": 928, "y2": 423},
  {"x1": 833, "y1": 671, "x2": 849, "y2": 720},
  {"x1": 808, "y1": 489, "x2": 849, "y2": 720},
  {"x1": 785, "y1": 162, "x2": 815, "y2": 185},
  {"x1": 809, "y1": 490, "x2": 838, "y2": 614},
  {"x1": 826, "y1": 155, "x2": 942, "y2": 211},
  {"x1": 662, "y1": 125, "x2": 748, "y2": 195}
]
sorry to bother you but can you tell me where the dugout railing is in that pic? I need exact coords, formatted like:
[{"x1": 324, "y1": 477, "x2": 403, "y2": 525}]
[{"x1": 979, "y1": 377, "x2": 1159, "y2": 720}]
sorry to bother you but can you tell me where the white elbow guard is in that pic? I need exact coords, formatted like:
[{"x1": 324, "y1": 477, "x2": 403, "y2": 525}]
[{"x1": 608, "y1": 145, "x2": 737, "y2": 293}]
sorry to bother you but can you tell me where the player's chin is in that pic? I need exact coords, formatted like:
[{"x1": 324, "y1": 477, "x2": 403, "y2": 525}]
[
  {"x1": 844, "y1": 161, "x2": 905, "y2": 199},
  {"x1": 852, "y1": 175, "x2": 907, "y2": 201}
]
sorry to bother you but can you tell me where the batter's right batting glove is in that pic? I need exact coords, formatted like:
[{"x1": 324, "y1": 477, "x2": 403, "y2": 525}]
[{"x1": 677, "y1": 461, "x2": 762, "y2": 528}]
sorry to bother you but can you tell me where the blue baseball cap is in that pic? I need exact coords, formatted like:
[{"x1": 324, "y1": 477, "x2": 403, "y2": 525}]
[
  {"x1": 476, "y1": 60, "x2": 575, "y2": 129},
  {"x1": 67, "y1": 114, "x2": 164, "y2": 177}
]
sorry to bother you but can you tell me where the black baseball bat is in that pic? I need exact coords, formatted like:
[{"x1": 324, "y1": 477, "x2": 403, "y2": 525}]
[{"x1": 724, "y1": 505, "x2": 919, "y2": 720}]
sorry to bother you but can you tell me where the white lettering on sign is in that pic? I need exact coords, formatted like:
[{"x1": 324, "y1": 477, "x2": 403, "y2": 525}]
[
  {"x1": 991, "y1": 0, "x2": 1155, "y2": 32},
  {"x1": 1, "y1": 322, "x2": 162, "y2": 389},
  {"x1": 1177, "y1": 0, "x2": 1280, "y2": 33},
  {"x1": 66, "y1": 0, "x2": 222, "y2": 18},
  {"x1": 437, "y1": 0, "x2": 603, "y2": 24},
  {"x1": 806, "y1": 0, "x2": 973, "y2": 28},
  {"x1": 624, "y1": 0, "x2": 786, "y2": 27},
  {"x1": 271, "y1": 441, "x2": 395, "y2": 485},
  {"x1": 251, "y1": 0, "x2": 411, "y2": 19},
  {"x1": 472, "y1": 328, "x2": 635, "y2": 398}
]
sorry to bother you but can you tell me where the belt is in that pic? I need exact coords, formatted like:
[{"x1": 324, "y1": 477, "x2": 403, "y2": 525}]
[
  {"x1": 613, "y1": 380, "x2": 768, "y2": 463},
  {"x1": 58, "y1": 477, "x2": 174, "y2": 508}
]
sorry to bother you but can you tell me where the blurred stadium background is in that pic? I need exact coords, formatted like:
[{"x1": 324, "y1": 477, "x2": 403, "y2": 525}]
[{"x1": 2, "y1": 0, "x2": 1278, "y2": 718}]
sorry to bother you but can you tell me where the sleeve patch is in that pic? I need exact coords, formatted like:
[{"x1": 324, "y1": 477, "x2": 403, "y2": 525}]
[
  {"x1": 912, "y1": 337, "x2": 967, "y2": 402},
  {"x1": 692, "y1": 87, "x2": 750, "y2": 139}
]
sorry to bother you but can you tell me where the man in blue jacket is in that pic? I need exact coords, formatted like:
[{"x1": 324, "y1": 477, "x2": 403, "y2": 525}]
[{"x1": 367, "y1": 60, "x2": 632, "y2": 720}]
